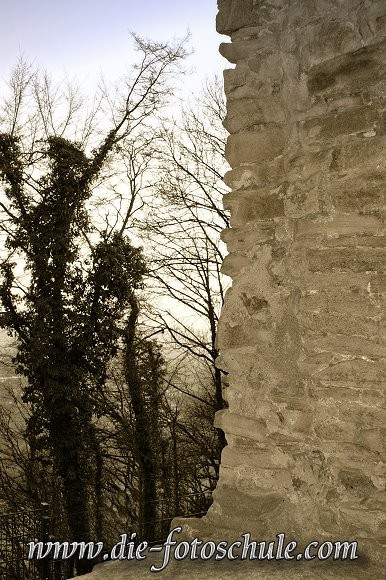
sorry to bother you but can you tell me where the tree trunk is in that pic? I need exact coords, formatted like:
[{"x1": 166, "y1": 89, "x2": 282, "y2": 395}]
[{"x1": 124, "y1": 297, "x2": 158, "y2": 542}]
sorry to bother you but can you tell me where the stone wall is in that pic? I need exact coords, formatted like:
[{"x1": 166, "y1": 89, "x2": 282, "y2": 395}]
[{"x1": 177, "y1": 0, "x2": 385, "y2": 569}]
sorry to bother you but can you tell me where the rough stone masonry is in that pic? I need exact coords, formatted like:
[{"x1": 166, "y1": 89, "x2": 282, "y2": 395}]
[
  {"x1": 176, "y1": 0, "x2": 386, "y2": 570},
  {"x1": 77, "y1": 1, "x2": 385, "y2": 577}
]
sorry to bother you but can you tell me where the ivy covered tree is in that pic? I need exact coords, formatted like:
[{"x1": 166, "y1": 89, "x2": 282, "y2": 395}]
[
  {"x1": 123, "y1": 296, "x2": 166, "y2": 542},
  {"x1": 0, "y1": 133, "x2": 146, "y2": 573}
]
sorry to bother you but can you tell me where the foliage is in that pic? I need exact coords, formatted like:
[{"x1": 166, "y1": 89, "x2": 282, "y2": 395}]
[{"x1": 0, "y1": 133, "x2": 147, "y2": 573}]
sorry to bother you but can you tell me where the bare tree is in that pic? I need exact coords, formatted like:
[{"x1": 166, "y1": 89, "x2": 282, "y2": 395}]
[{"x1": 142, "y1": 76, "x2": 230, "y2": 454}]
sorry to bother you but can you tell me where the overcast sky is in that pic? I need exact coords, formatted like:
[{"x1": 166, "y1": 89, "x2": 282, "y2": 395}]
[{"x1": 1, "y1": 0, "x2": 228, "y2": 97}]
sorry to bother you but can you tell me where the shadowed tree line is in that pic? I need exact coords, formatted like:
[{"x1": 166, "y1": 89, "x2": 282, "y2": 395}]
[{"x1": 0, "y1": 35, "x2": 229, "y2": 577}]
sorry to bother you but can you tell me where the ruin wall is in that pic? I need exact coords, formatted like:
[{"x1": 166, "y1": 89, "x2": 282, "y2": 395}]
[{"x1": 177, "y1": 0, "x2": 386, "y2": 570}]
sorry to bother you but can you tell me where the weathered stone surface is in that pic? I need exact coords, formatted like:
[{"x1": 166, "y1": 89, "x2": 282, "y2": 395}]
[
  {"x1": 70, "y1": 551, "x2": 380, "y2": 579},
  {"x1": 178, "y1": 0, "x2": 386, "y2": 576},
  {"x1": 224, "y1": 189, "x2": 285, "y2": 223},
  {"x1": 216, "y1": 0, "x2": 286, "y2": 37},
  {"x1": 225, "y1": 128, "x2": 286, "y2": 166},
  {"x1": 307, "y1": 39, "x2": 386, "y2": 97}
]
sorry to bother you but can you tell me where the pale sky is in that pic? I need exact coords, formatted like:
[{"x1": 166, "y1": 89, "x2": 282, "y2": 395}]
[{"x1": 0, "y1": 0, "x2": 228, "y2": 96}]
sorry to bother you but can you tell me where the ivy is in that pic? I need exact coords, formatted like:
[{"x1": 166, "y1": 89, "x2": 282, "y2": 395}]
[{"x1": 0, "y1": 133, "x2": 146, "y2": 570}]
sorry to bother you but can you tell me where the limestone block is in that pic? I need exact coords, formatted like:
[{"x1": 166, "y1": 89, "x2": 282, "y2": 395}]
[
  {"x1": 223, "y1": 157, "x2": 285, "y2": 190},
  {"x1": 224, "y1": 96, "x2": 286, "y2": 132},
  {"x1": 219, "y1": 37, "x2": 276, "y2": 65},
  {"x1": 223, "y1": 66, "x2": 248, "y2": 95},
  {"x1": 297, "y1": 19, "x2": 368, "y2": 68},
  {"x1": 300, "y1": 106, "x2": 379, "y2": 143},
  {"x1": 216, "y1": 0, "x2": 286, "y2": 36},
  {"x1": 225, "y1": 127, "x2": 286, "y2": 166},
  {"x1": 330, "y1": 134, "x2": 386, "y2": 172},
  {"x1": 297, "y1": 215, "x2": 384, "y2": 237},
  {"x1": 306, "y1": 246, "x2": 385, "y2": 272},
  {"x1": 224, "y1": 189, "x2": 285, "y2": 224},
  {"x1": 315, "y1": 358, "x2": 385, "y2": 384},
  {"x1": 326, "y1": 174, "x2": 386, "y2": 213},
  {"x1": 307, "y1": 39, "x2": 386, "y2": 98},
  {"x1": 221, "y1": 224, "x2": 274, "y2": 253}
]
